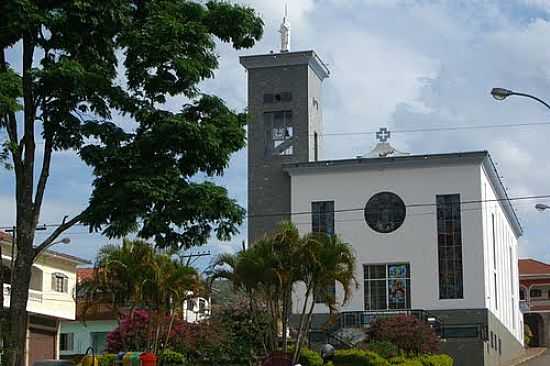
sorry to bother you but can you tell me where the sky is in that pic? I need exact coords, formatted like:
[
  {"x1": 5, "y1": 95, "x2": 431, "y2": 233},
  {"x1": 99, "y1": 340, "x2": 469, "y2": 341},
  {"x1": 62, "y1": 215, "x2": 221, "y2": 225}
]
[{"x1": 3, "y1": 0, "x2": 550, "y2": 271}]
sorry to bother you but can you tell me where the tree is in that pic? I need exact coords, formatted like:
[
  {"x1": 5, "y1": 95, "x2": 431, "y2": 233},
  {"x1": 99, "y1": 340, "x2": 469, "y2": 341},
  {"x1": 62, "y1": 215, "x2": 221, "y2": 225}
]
[
  {"x1": 209, "y1": 222, "x2": 357, "y2": 364},
  {"x1": 0, "y1": 1, "x2": 263, "y2": 364},
  {"x1": 80, "y1": 239, "x2": 203, "y2": 353}
]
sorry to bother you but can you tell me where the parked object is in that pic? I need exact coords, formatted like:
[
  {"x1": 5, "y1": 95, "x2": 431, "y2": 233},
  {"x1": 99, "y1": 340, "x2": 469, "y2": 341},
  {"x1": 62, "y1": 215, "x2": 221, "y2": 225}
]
[
  {"x1": 122, "y1": 353, "x2": 141, "y2": 366},
  {"x1": 139, "y1": 353, "x2": 157, "y2": 366}
]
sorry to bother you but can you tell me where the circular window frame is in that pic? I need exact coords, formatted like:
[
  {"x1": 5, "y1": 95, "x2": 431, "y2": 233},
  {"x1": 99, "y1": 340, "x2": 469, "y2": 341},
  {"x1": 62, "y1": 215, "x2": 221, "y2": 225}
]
[{"x1": 364, "y1": 191, "x2": 406, "y2": 233}]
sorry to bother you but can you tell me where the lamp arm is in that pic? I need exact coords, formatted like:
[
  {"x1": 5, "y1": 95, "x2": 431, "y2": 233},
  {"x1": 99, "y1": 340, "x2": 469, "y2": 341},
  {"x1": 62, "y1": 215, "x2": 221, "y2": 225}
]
[{"x1": 512, "y1": 92, "x2": 550, "y2": 111}]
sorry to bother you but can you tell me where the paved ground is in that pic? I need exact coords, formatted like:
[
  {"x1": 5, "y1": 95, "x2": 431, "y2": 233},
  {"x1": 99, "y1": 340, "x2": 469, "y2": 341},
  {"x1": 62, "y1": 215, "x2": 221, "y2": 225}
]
[{"x1": 524, "y1": 350, "x2": 550, "y2": 365}]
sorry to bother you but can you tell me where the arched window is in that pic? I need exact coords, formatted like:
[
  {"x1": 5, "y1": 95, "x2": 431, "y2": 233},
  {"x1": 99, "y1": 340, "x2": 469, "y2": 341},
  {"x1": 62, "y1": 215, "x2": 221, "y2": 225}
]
[
  {"x1": 51, "y1": 272, "x2": 69, "y2": 293},
  {"x1": 520, "y1": 288, "x2": 526, "y2": 300}
]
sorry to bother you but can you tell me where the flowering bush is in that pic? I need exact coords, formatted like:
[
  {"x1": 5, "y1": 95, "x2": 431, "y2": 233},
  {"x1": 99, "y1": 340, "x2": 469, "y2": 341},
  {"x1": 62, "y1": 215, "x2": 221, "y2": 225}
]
[{"x1": 368, "y1": 315, "x2": 440, "y2": 355}]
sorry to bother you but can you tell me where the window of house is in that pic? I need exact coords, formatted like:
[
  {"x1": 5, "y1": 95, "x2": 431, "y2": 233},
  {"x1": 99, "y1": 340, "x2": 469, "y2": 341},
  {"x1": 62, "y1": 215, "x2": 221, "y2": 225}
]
[
  {"x1": 187, "y1": 299, "x2": 196, "y2": 311},
  {"x1": 364, "y1": 263, "x2": 410, "y2": 310},
  {"x1": 437, "y1": 194, "x2": 464, "y2": 299},
  {"x1": 530, "y1": 289, "x2": 542, "y2": 298},
  {"x1": 520, "y1": 288, "x2": 525, "y2": 300},
  {"x1": 494, "y1": 273, "x2": 498, "y2": 310},
  {"x1": 312, "y1": 201, "x2": 336, "y2": 303},
  {"x1": 264, "y1": 92, "x2": 292, "y2": 104},
  {"x1": 51, "y1": 272, "x2": 69, "y2": 293},
  {"x1": 198, "y1": 299, "x2": 207, "y2": 314},
  {"x1": 60, "y1": 333, "x2": 74, "y2": 351},
  {"x1": 264, "y1": 111, "x2": 293, "y2": 156}
]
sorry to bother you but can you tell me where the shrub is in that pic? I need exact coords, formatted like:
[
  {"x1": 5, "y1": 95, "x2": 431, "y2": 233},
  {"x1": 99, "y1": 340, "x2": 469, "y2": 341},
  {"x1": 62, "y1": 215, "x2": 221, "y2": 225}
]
[
  {"x1": 159, "y1": 350, "x2": 186, "y2": 366},
  {"x1": 369, "y1": 315, "x2": 440, "y2": 355},
  {"x1": 99, "y1": 354, "x2": 117, "y2": 366},
  {"x1": 365, "y1": 341, "x2": 400, "y2": 359},
  {"x1": 417, "y1": 355, "x2": 453, "y2": 366},
  {"x1": 297, "y1": 347, "x2": 324, "y2": 366},
  {"x1": 388, "y1": 357, "x2": 423, "y2": 366},
  {"x1": 332, "y1": 349, "x2": 390, "y2": 366}
]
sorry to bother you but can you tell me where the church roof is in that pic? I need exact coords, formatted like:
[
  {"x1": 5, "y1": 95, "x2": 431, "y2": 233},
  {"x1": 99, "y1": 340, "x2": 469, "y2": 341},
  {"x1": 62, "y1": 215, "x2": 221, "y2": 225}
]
[
  {"x1": 519, "y1": 258, "x2": 550, "y2": 277},
  {"x1": 284, "y1": 150, "x2": 522, "y2": 237}
]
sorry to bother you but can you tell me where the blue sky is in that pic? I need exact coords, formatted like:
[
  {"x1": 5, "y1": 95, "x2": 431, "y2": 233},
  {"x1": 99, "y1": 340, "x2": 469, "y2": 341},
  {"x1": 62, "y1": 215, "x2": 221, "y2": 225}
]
[{"x1": 3, "y1": 0, "x2": 550, "y2": 270}]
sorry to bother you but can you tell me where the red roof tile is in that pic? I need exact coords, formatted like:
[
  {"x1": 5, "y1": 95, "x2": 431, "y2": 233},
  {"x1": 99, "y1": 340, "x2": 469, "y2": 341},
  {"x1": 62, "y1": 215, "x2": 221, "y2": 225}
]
[
  {"x1": 519, "y1": 258, "x2": 550, "y2": 275},
  {"x1": 77, "y1": 268, "x2": 95, "y2": 282}
]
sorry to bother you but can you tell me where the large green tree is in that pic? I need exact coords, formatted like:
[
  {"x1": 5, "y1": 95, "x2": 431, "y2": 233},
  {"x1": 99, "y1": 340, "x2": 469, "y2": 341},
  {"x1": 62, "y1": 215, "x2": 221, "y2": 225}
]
[{"x1": 0, "y1": 1, "x2": 263, "y2": 364}]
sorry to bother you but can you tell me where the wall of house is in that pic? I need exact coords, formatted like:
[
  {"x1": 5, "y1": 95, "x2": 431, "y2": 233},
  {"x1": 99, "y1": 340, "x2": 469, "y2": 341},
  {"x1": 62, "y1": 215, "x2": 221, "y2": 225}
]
[
  {"x1": 289, "y1": 161, "x2": 487, "y2": 314},
  {"x1": 59, "y1": 320, "x2": 118, "y2": 356},
  {"x1": 1, "y1": 243, "x2": 78, "y2": 320},
  {"x1": 480, "y1": 166, "x2": 523, "y2": 343}
]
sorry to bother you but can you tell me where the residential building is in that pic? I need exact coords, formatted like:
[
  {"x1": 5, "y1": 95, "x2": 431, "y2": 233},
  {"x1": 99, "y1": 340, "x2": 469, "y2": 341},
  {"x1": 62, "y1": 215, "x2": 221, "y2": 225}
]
[
  {"x1": 241, "y1": 17, "x2": 524, "y2": 366},
  {"x1": 0, "y1": 231, "x2": 90, "y2": 366},
  {"x1": 518, "y1": 258, "x2": 550, "y2": 347}
]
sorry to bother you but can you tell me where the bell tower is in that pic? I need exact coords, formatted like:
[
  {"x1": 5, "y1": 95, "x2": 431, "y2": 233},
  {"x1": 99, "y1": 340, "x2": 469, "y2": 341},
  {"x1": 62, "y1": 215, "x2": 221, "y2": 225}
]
[{"x1": 240, "y1": 14, "x2": 330, "y2": 243}]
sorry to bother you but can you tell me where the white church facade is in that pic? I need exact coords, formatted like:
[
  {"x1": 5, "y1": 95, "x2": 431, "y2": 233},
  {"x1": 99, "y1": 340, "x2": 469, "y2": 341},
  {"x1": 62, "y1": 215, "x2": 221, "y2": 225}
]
[{"x1": 241, "y1": 16, "x2": 524, "y2": 366}]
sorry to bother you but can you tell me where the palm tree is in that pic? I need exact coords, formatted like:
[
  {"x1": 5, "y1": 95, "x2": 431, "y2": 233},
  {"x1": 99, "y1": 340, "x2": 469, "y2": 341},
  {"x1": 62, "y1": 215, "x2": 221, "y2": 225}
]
[
  {"x1": 292, "y1": 232, "x2": 357, "y2": 363},
  {"x1": 79, "y1": 239, "x2": 202, "y2": 352},
  {"x1": 209, "y1": 222, "x2": 357, "y2": 363}
]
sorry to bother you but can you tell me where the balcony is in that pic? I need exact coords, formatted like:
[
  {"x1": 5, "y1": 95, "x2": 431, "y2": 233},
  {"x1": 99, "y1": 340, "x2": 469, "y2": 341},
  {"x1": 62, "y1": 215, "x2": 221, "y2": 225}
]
[{"x1": 3, "y1": 284, "x2": 43, "y2": 306}]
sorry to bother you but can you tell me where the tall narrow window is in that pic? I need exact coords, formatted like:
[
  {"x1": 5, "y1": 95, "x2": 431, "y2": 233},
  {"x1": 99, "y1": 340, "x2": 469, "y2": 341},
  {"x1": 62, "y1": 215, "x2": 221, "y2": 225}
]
[
  {"x1": 51, "y1": 272, "x2": 69, "y2": 293},
  {"x1": 437, "y1": 194, "x2": 464, "y2": 299},
  {"x1": 60, "y1": 333, "x2": 74, "y2": 351},
  {"x1": 494, "y1": 273, "x2": 498, "y2": 310},
  {"x1": 312, "y1": 201, "x2": 335, "y2": 303},
  {"x1": 364, "y1": 263, "x2": 410, "y2": 310},
  {"x1": 314, "y1": 132, "x2": 319, "y2": 162},
  {"x1": 264, "y1": 111, "x2": 293, "y2": 156},
  {"x1": 491, "y1": 214, "x2": 497, "y2": 269},
  {"x1": 312, "y1": 201, "x2": 335, "y2": 236}
]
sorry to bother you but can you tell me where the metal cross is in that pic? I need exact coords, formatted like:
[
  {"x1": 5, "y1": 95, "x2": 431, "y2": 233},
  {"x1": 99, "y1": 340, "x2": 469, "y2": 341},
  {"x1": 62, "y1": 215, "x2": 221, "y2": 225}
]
[{"x1": 376, "y1": 128, "x2": 391, "y2": 143}]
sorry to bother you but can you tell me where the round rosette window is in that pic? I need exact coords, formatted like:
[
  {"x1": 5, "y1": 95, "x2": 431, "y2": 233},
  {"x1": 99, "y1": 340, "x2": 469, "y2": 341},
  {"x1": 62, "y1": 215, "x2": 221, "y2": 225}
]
[{"x1": 364, "y1": 192, "x2": 406, "y2": 233}]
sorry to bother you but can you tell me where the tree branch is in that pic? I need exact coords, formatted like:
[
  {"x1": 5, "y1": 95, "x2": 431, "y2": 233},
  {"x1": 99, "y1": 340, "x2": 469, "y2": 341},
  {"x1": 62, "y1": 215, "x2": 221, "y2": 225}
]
[
  {"x1": 33, "y1": 211, "x2": 86, "y2": 259},
  {"x1": 33, "y1": 137, "x2": 53, "y2": 228}
]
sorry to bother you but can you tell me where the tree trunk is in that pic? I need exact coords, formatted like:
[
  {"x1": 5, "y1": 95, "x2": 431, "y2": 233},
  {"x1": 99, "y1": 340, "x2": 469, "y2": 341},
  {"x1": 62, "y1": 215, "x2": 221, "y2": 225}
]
[{"x1": 7, "y1": 240, "x2": 34, "y2": 366}]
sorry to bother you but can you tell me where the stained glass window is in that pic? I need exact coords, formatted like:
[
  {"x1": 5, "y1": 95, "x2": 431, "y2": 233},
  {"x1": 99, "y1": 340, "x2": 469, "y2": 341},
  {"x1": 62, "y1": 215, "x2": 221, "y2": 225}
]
[
  {"x1": 364, "y1": 192, "x2": 406, "y2": 233},
  {"x1": 364, "y1": 263, "x2": 410, "y2": 310},
  {"x1": 312, "y1": 201, "x2": 336, "y2": 303},
  {"x1": 437, "y1": 194, "x2": 464, "y2": 299}
]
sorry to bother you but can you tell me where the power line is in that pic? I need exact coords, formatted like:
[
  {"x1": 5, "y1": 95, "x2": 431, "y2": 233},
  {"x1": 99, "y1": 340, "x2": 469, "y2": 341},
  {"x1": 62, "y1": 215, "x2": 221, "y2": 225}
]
[
  {"x1": 0, "y1": 193, "x2": 547, "y2": 232},
  {"x1": 313, "y1": 121, "x2": 550, "y2": 137}
]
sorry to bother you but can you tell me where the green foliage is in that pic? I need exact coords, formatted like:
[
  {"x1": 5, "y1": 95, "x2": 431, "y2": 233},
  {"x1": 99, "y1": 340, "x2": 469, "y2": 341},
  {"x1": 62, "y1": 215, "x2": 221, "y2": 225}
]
[
  {"x1": 98, "y1": 353, "x2": 117, "y2": 366},
  {"x1": 332, "y1": 349, "x2": 390, "y2": 366},
  {"x1": 365, "y1": 341, "x2": 400, "y2": 359},
  {"x1": 416, "y1": 355, "x2": 453, "y2": 366},
  {"x1": 208, "y1": 302, "x2": 271, "y2": 364},
  {"x1": 388, "y1": 357, "x2": 423, "y2": 366},
  {"x1": 159, "y1": 350, "x2": 186, "y2": 366},
  {"x1": 209, "y1": 222, "x2": 357, "y2": 361},
  {"x1": 0, "y1": 67, "x2": 22, "y2": 114},
  {"x1": 297, "y1": 347, "x2": 324, "y2": 366}
]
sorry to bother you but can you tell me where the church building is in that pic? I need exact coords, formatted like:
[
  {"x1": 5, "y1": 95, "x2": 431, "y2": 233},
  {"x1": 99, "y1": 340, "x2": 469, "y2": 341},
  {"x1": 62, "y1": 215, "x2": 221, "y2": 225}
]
[{"x1": 240, "y1": 14, "x2": 524, "y2": 366}]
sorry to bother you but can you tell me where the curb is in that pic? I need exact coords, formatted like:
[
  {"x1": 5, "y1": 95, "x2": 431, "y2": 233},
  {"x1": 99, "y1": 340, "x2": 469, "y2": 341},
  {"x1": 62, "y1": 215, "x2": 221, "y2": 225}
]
[{"x1": 507, "y1": 348, "x2": 546, "y2": 366}]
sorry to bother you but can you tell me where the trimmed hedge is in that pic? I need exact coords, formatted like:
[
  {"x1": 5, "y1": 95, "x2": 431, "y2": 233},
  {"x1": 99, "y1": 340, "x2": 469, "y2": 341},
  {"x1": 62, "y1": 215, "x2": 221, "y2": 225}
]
[
  {"x1": 333, "y1": 349, "x2": 390, "y2": 366},
  {"x1": 159, "y1": 350, "x2": 187, "y2": 366},
  {"x1": 332, "y1": 350, "x2": 453, "y2": 366}
]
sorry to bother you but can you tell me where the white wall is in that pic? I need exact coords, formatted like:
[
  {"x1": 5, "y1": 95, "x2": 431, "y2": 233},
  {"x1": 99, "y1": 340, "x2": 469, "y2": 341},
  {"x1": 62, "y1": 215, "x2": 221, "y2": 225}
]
[
  {"x1": 289, "y1": 162, "x2": 486, "y2": 315},
  {"x1": 480, "y1": 167, "x2": 523, "y2": 342},
  {"x1": 2, "y1": 245, "x2": 79, "y2": 321}
]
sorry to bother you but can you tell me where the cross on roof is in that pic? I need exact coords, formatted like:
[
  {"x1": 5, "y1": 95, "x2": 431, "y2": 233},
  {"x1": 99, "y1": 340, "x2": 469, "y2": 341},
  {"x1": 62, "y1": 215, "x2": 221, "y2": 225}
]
[{"x1": 376, "y1": 128, "x2": 391, "y2": 143}]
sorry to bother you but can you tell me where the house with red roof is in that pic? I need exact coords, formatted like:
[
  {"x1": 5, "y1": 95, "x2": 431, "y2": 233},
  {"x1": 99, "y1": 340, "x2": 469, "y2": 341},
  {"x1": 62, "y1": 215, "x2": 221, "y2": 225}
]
[{"x1": 519, "y1": 258, "x2": 550, "y2": 347}]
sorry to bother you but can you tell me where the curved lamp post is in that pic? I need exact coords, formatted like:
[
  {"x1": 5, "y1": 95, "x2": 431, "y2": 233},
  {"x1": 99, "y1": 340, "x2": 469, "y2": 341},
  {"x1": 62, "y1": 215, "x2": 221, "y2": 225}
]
[{"x1": 491, "y1": 88, "x2": 550, "y2": 111}]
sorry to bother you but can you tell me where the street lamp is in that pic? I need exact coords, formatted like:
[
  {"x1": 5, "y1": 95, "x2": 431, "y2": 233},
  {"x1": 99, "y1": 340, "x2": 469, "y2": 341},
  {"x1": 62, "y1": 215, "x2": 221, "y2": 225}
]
[
  {"x1": 490, "y1": 88, "x2": 550, "y2": 111},
  {"x1": 535, "y1": 203, "x2": 550, "y2": 212}
]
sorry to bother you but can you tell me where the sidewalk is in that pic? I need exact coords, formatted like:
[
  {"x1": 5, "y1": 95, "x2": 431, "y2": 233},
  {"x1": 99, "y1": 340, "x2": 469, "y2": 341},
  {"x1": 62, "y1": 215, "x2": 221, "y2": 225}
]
[{"x1": 505, "y1": 348, "x2": 546, "y2": 366}]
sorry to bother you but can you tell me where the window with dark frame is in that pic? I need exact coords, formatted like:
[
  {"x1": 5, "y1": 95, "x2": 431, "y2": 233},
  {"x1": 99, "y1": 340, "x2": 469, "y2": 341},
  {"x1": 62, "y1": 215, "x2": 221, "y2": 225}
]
[
  {"x1": 52, "y1": 272, "x2": 68, "y2": 293},
  {"x1": 364, "y1": 263, "x2": 410, "y2": 311},
  {"x1": 60, "y1": 333, "x2": 74, "y2": 351},
  {"x1": 312, "y1": 201, "x2": 336, "y2": 303},
  {"x1": 436, "y1": 194, "x2": 464, "y2": 299},
  {"x1": 520, "y1": 288, "x2": 525, "y2": 300},
  {"x1": 530, "y1": 289, "x2": 542, "y2": 298},
  {"x1": 263, "y1": 92, "x2": 292, "y2": 104}
]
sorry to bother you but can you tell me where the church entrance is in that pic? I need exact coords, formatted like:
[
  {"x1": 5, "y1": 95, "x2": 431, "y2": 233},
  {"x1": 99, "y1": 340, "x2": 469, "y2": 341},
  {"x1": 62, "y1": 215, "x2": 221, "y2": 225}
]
[{"x1": 525, "y1": 313, "x2": 544, "y2": 347}]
